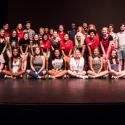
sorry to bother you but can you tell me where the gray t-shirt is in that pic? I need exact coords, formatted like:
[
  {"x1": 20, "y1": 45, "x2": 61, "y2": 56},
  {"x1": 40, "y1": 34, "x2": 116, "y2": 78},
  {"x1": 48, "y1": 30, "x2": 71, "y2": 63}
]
[
  {"x1": 117, "y1": 31, "x2": 125, "y2": 49},
  {"x1": 23, "y1": 29, "x2": 35, "y2": 40}
]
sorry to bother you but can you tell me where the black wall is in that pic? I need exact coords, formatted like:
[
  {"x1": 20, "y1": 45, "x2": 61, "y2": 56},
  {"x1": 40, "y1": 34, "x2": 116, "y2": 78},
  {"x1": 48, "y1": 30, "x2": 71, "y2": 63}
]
[{"x1": 7, "y1": 0, "x2": 125, "y2": 32}]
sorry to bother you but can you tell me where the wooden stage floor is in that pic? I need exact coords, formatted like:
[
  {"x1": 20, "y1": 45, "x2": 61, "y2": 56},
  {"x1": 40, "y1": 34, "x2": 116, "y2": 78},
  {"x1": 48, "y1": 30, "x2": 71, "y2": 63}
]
[{"x1": 0, "y1": 79, "x2": 125, "y2": 104}]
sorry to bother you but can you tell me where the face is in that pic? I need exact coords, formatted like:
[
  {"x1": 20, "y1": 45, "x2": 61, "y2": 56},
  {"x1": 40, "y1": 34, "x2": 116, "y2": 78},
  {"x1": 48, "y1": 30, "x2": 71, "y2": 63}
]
[
  {"x1": 71, "y1": 23, "x2": 76, "y2": 29},
  {"x1": 64, "y1": 34, "x2": 69, "y2": 41},
  {"x1": 45, "y1": 28, "x2": 49, "y2": 33},
  {"x1": 53, "y1": 31, "x2": 58, "y2": 38},
  {"x1": 17, "y1": 24, "x2": 23, "y2": 30},
  {"x1": 108, "y1": 26, "x2": 114, "y2": 32},
  {"x1": 26, "y1": 23, "x2": 31, "y2": 30},
  {"x1": 102, "y1": 27, "x2": 108, "y2": 36},
  {"x1": 0, "y1": 30, "x2": 5, "y2": 37},
  {"x1": 83, "y1": 23, "x2": 87, "y2": 29},
  {"x1": 50, "y1": 29, "x2": 54, "y2": 35},
  {"x1": 34, "y1": 34, "x2": 39, "y2": 41},
  {"x1": 90, "y1": 32, "x2": 95, "y2": 39},
  {"x1": 74, "y1": 50, "x2": 81, "y2": 58},
  {"x1": 120, "y1": 25, "x2": 125, "y2": 31},
  {"x1": 43, "y1": 35, "x2": 48, "y2": 40},
  {"x1": 24, "y1": 33, "x2": 29, "y2": 40},
  {"x1": 111, "y1": 50, "x2": 117, "y2": 57},
  {"x1": 12, "y1": 31, "x2": 17, "y2": 37},
  {"x1": 35, "y1": 47, "x2": 40, "y2": 55},
  {"x1": 78, "y1": 26, "x2": 83, "y2": 32},
  {"x1": 55, "y1": 50, "x2": 60, "y2": 57},
  {"x1": 3, "y1": 24, "x2": 9, "y2": 30},
  {"x1": 94, "y1": 48, "x2": 99, "y2": 56},
  {"x1": 13, "y1": 49, "x2": 18, "y2": 56},
  {"x1": 59, "y1": 25, "x2": 64, "y2": 32},
  {"x1": 76, "y1": 34, "x2": 81, "y2": 41},
  {"x1": 39, "y1": 28, "x2": 44, "y2": 34}
]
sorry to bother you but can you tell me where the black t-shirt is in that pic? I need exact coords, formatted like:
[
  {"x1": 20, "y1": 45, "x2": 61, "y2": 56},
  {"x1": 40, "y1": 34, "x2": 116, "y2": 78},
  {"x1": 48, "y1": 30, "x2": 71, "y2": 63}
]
[{"x1": 19, "y1": 38, "x2": 30, "y2": 52}]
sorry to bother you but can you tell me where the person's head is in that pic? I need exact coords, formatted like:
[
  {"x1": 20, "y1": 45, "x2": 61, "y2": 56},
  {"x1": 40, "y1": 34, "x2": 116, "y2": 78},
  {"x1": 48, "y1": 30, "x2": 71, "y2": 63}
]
[
  {"x1": 43, "y1": 34, "x2": 48, "y2": 41},
  {"x1": 88, "y1": 24, "x2": 96, "y2": 31},
  {"x1": 83, "y1": 23, "x2": 88, "y2": 29},
  {"x1": 101, "y1": 27, "x2": 108, "y2": 36},
  {"x1": 11, "y1": 29, "x2": 18, "y2": 38},
  {"x1": 77, "y1": 26, "x2": 84, "y2": 33},
  {"x1": 71, "y1": 23, "x2": 76, "y2": 29},
  {"x1": 23, "y1": 33, "x2": 29, "y2": 40},
  {"x1": 53, "y1": 31, "x2": 58, "y2": 38},
  {"x1": 88, "y1": 29, "x2": 96, "y2": 39},
  {"x1": 93, "y1": 48, "x2": 100, "y2": 57},
  {"x1": 64, "y1": 34, "x2": 69, "y2": 41},
  {"x1": 25, "y1": 21, "x2": 31, "y2": 30},
  {"x1": 34, "y1": 47, "x2": 41, "y2": 55},
  {"x1": 44, "y1": 27, "x2": 49, "y2": 34},
  {"x1": 0, "y1": 29, "x2": 5, "y2": 37},
  {"x1": 54, "y1": 49, "x2": 61, "y2": 58},
  {"x1": 120, "y1": 23, "x2": 125, "y2": 32},
  {"x1": 111, "y1": 50, "x2": 117, "y2": 58},
  {"x1": 76, "y1": 32, "x2": 83, "y2": 41},
  {"x1": 74, "y1": 49, "x2": 81, "y2": 59},
  {"x1": 59, "y1": 25, "x2": 64, "y2": 32},
  {"x1": 33, "y1": 34, "x2": 39, "y2": 41},
  {"x1": 39, "y1": 27, "x2": 44, "y2": 34},
  {"x1": 17, "y1": 23, "x2": 23, "y2": 30},
  {"x1": 12, "y1": 48, "x2": 19, "y2": 57},
  {"x1": 108, "y1": 24, "x2": 114, "y2": 33},
  {"x1": 49, "y1": 29, "x2": 54, "y2": 35},
  {"x1": 3, "y1": 23, "x2": 9, "y2": 31}
]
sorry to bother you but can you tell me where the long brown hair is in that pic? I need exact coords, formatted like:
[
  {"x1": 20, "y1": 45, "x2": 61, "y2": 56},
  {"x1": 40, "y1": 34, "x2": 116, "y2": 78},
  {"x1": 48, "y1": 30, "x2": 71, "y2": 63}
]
[{"x1": 109, "y1": 50, "x2": 119, "y2": 64}]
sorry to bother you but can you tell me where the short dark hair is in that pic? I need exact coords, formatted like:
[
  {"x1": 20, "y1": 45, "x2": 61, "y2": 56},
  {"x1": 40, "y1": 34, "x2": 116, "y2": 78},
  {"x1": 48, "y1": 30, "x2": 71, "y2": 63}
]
[
  {"x1": 88, "y1": 29, "x2": 97, "y2": 35},
  {"x1": 108, "y1": 24, "x2": 114, "y2": 28}
]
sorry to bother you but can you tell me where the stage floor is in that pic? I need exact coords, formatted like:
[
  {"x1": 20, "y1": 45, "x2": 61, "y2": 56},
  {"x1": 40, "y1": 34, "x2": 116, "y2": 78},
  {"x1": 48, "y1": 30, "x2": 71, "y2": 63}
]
[{"x1": 0, "y1": 79, "x2": 125, "y2": 104}]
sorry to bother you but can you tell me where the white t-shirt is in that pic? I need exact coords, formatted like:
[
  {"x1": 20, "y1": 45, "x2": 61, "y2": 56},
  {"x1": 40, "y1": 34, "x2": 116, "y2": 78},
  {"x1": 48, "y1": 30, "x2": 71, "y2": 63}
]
[{"x1": 70, "y1": 57, "x2": 84, "y2": 71}]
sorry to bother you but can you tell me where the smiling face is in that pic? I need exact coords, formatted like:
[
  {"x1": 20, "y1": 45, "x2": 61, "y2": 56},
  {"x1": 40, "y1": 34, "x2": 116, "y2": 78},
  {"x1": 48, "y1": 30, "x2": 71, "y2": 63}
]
[
  {"x1": 3, "y1": 24, "x2": 9, "y2": 31},
  {"x1": 43, "y1": 34, "x2": 48, "y2": 41},
  {"x1": 64, "y1": 34, "x2": 69, "y2": 41},
  {"x1": 17, "y1": 23, "x2": 23, "y2": 30},
  {"x1": 111, "y1": 50, "x2": 117, "y2": 58},
  {"x1": 90, "y1": 32, "x2": 95, "y2": 39},
  {"x1": 34, "y1": 34, "x2": 39, "y2": 41},
  {"x1": 35, "y1": 47, "x2": 40, "y2": 55},
  {"x1": 108, "y1": 25, "x2": 114, "y2": 32},
  {"x1": 54, "y1": 49, "x2": 60, "y2": 58},
  {"x1": 93, "y1": 48, "x2": 100, "y2": 57},
  {"x1": 59, "y1": 25, "x2": 64, "y2": 32},
  {"x1": 102, "y1": 27, "x2": 108, "y2": 36},
  {"x1": 23, "y1": 33, "x2": 29, "y2": 40},
  {"x1": 26, "y1": 23, "x2": 31, "y2": 30},
  {"x1": 120, "y1": 24, "x2": 125, "y2": 32},
  {"x1": 12, "y1": 30, "x2": 17, "y2": 37},
  {"x1": 74, "y1": 49, "x2": 81, "y2": 59},
  {"x1": 13, "y1": 48, "x2": 18, "y2": 57},
  {"x1": 0, "y1": 29, "x2": 5, "y2": 37}
]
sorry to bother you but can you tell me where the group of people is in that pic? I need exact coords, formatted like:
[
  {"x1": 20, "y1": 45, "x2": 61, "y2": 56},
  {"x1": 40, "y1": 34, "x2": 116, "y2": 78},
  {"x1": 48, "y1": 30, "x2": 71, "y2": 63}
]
[{"x1": 0, "y1": 21, "x2": 125, "y2": 79}]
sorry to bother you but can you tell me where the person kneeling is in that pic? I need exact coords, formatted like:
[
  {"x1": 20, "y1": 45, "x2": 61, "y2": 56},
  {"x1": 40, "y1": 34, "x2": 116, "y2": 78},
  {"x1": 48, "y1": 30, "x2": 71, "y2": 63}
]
[
  {"x1": 48, "y1": 49, "x2": 67, "y2": 79},
  {"x1": 68, "y1": 49, "x2": 88, "y2": 79},
  {"x1": 27, "y1": 47, "x2": 47, "y2": 79}
]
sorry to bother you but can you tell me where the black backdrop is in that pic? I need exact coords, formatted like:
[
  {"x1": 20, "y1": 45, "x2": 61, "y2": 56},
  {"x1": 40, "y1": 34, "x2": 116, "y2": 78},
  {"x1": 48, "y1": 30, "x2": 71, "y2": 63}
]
[{"x1": 5, "y1": 0, "x2": 125, "y2": 32}]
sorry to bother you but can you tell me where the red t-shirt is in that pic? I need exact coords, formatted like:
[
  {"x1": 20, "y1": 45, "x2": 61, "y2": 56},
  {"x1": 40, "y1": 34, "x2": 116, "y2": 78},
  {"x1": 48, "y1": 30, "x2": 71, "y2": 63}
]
[
  {"x1": 58, "y1": 31, "x2": 64, "y2": 41},
  {"x1": 86, "y1": 35, "x2": 100, "y2": 52},
  {"x1": 40, "y1": 40, "x2": 51, "y2": 51},
  {"x1": 5, "y1": 31, "x2": 9, "y2": 37},
  {"x1": 60, "y1": 40, "x2": 73, "y2": 55},
  {"x1": 17, "y1": 29, "x2": 24, "y2": 40}
]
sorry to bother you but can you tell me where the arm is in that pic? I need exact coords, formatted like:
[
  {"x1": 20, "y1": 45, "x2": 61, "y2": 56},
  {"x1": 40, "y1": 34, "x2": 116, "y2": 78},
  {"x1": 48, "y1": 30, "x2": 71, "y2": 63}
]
[
  {"x1": 68, "y1": 48, "x2": 73, "y2": 57},
  {"x1": 88, "y1": 56, "x2": 95, "y2": 72},
  {"x1": 81, "y1": 45, "x2": 86, "y2": 57},
  {"x1": 97, "y1": 57, "x2": 103, "y2": 73},
  {"x1": 87, "y1": 45, "x2": 92, "y2": 56},
  {"x1": 1, "y1": 40, "x2": 7, "y2": 54},
  {"x1": 30, "y1": 56, "x2": 36, "y2": 72}
]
